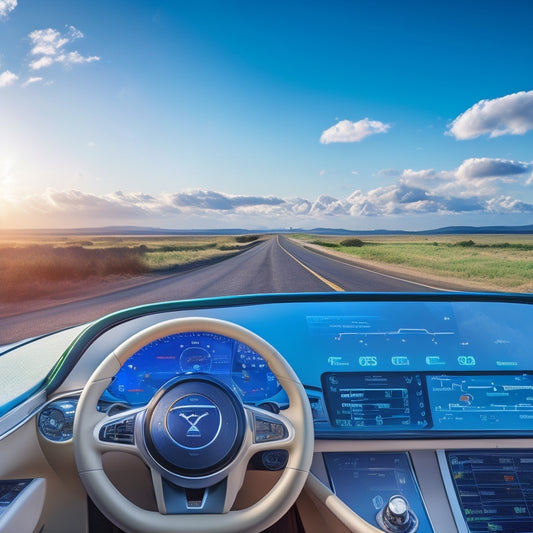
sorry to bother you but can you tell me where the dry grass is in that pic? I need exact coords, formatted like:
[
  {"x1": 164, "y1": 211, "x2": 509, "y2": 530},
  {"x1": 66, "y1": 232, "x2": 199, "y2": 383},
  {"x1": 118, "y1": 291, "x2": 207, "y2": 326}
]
[
  {"x1": 0, "y1": 245, "x2": 149, "y2": 302},
  {"x1": 0, "y1": 234, "x2": 254, "y2": 302}
]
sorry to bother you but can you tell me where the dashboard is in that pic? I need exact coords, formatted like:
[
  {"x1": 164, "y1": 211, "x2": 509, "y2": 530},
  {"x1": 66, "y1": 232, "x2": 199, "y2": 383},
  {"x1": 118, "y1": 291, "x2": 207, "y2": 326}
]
[
  {"x1": 90, "y1": 296, "x2": 533, "y2": 440},
  {"x1": 25, "y1": 293, "x2": 533, "y2": 533}
]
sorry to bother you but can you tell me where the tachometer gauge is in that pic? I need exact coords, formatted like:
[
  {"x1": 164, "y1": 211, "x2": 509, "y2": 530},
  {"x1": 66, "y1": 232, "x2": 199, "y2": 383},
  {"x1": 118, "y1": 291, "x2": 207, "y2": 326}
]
[{"x1": 232, "y1": 342, "x2": 282, "y2": 402}]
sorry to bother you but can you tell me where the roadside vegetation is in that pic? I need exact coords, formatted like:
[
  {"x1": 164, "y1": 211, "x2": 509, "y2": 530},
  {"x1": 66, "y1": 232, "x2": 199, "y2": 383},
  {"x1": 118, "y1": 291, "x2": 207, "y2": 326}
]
[
  {"x1": 298, "y1": 234, "x2": 533, "y2": 292},
  {"x1": 0, "y1": 234, "x2": 259, "y2": 302}
]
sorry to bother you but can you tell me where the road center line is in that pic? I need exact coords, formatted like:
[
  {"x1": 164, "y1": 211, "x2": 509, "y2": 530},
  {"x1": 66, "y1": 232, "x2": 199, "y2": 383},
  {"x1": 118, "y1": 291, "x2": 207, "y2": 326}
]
[{"x1": 277, "y1": 236, "x2": 345, "y2": 292}]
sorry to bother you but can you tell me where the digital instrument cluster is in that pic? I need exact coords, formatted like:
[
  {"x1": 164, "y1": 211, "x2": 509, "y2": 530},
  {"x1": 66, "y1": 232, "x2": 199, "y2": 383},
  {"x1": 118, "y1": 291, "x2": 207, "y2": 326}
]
[{"x1": 101, "y1": 332, "x2": 282, "y2": 406}]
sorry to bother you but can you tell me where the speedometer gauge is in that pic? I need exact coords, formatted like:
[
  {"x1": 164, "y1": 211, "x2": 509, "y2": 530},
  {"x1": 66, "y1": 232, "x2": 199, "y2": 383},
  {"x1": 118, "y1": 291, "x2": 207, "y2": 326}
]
[
  {"x1": 232, "y1": 342, "x2": 282, "y2": 401},
  {"x1": 179, "y1": 346, "x2": 212, "y2": 372}
]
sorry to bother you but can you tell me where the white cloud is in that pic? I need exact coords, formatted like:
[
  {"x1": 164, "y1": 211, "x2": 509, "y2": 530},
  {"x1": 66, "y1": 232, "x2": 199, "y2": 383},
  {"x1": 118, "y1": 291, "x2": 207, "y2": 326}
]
[
  {"x1": 28, "y1": 26, "x2": 100, "y2": 70},
  {"x1": 456, "y1": 157, "x2": 532, "y2": 180},
  {"x1": 0, "y1": 70, "x2": 18, "y2": 87},
  {"x1": 400, "y1": 168, "x2": 438, "y2": 187},
  {"x1": 447, "y1": 90, "x2": 533, "y2": 140},
  {"x1": 29, "y1": 28, "x2": 70, "y2": 56},
  {"x1": 377, "y1": 168, "x2": 401, "y2": 178},
  {"x1": 439, "y1": 158, "x2": 533, "y2": 198},
  {"x1": 378, "y1": 158, "x2": 533, "y2": 199},
  {"x1": 487, "y1": 196, "x2": 533, "y2": 214},
  {"x1": 320, "y1": 118, "x2": 391, "y2": 144},
  {"x1": 309, "y1": 195, "x2": 346, "y2": 216},
  {"x1": 58, "y1": 50, "x2": 99, "y2": 66},
  {"x1": 29, "y1": 57, "x2": 54, "y2": 70},
  {"x1": 167, "y1": 190, "x2": 285, "y2": 211},
  {"x1": 0, "y1": 0, "x2": 16, "y2": 17},
  {"x1": 22, "y1": 76, "x2": 44, "y2": 87}
]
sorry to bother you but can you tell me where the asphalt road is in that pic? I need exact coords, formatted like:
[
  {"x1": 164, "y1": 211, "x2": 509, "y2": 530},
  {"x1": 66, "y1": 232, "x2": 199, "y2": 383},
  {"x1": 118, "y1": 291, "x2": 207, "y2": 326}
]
[{"x1": 0, "y1": 235, "x2": 439, "y2": 344}]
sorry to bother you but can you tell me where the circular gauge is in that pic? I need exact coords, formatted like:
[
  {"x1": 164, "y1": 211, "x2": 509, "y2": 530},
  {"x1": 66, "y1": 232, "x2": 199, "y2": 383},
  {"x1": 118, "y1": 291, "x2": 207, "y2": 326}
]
[
  {"x1": 39, "y1": 407, "x2": 66, "y2": 440},
  {"x1": 38, "y1": 400, "x2": 77, "y2": 441},
  {"x1": 232, "y1": 342, "x2": 282, "y2": 401},
  {"x1": 179, "y1": 346, "x2": 213, "y2": 373}
]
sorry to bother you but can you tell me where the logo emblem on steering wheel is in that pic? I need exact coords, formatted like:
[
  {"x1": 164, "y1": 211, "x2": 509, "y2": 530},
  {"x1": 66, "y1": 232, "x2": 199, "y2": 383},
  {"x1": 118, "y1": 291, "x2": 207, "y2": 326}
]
[
  {"x1": 165, "y1": 394, "x2": 222, "y2": 449},
  {"x1": 179, "y1": 411, "x2": 209, "y2": 437}
]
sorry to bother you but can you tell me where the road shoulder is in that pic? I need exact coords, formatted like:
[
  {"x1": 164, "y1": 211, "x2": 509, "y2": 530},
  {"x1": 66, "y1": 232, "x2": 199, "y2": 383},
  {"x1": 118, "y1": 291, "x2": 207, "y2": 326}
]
[{"x1": 293, "y1": 239, "x2": 501, "y2": 293}]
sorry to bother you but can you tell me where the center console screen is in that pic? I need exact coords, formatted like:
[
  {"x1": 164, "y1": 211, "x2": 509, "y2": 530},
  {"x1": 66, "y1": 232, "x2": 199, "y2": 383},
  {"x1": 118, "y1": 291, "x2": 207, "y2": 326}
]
[
  {"x1": 324, "y1": 452, "x2": 434, "y2": 532},
  {"x1": 322, "y1": 373, "x2": 430, "y2": 429}
]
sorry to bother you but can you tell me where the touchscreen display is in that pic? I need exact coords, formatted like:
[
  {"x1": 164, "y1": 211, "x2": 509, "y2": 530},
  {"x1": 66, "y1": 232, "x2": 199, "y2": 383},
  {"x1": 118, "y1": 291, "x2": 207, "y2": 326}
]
[
  {"x1": 324, "y1": 452, "x2": 434, "y2": 532},
  {"x1": 447, "y1": 451, "x2": 533, "y2": 532},
  {"x1": 428, "y1": 374, "x2": 533, "y2": 431},
  {"x1": 322, "y1": 373, "x2": 430, "y2": 429}
]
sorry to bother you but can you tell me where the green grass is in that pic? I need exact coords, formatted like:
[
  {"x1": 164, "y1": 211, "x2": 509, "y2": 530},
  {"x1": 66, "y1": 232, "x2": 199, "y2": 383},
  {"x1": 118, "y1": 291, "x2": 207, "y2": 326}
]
[{"x1": 297, "y1": 235, "x2": 533, "y2": 292}]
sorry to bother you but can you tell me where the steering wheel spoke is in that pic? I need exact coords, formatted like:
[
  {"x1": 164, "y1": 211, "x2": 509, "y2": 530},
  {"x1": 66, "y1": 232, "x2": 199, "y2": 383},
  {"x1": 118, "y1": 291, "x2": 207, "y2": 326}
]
[
  {"x1": 246, "y1": 405, "x2": 294, "y2": 452},
  {"x1": 151, "y1": 469, "x2": 233, "y2": 514},
  {"x1": 94, "y1": 408, "x2": 144, "y2": 456}
]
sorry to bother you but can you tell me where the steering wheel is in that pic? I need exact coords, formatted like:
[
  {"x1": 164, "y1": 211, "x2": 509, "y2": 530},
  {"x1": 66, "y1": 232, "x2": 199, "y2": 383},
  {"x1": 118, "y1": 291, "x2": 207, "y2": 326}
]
[{"x1": 73, "y1": 317, "x2": 314, "y2": 533}]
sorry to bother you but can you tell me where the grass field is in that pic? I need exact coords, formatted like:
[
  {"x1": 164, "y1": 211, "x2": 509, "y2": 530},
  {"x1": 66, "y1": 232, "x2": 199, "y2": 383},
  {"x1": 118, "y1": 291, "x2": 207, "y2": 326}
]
[
  {"x1": 294, "y1": 234, "x2": 533, "y2": 292},
  {"x1": 1, "y1": 232, "x2": 531, "y2": 303},
  {"x1": 0, "y1": 234, "x2": 259, "y2": 302}
]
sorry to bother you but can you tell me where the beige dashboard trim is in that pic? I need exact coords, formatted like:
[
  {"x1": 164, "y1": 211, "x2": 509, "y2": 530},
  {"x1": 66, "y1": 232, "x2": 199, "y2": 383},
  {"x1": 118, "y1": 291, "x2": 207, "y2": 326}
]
[{"x1": 306, "y1": 473, "x2": 383, "y2": 533}]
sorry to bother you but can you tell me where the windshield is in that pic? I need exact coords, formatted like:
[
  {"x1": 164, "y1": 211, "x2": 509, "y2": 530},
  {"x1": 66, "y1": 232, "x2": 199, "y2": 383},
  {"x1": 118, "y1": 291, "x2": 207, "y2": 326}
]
[{"x1": 0, "y1": 1, "x2": 532, "y2": 346}]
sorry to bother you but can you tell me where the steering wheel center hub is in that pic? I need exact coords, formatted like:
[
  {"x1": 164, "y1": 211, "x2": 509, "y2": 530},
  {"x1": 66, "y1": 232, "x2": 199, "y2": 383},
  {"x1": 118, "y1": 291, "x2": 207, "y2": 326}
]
[
  {"x1": 166, "y1": 394, "x2": 222, "y2": 449},
  {"x1": 144, "y1": 376, "x2": 246, "y2": 478}
]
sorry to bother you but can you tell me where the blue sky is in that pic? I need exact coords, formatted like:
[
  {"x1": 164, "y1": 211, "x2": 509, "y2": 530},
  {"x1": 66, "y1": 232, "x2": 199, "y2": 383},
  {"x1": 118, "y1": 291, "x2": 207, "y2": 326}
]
[{"x1": 0, "y1": 0, "x2": 532, "y2": 230}]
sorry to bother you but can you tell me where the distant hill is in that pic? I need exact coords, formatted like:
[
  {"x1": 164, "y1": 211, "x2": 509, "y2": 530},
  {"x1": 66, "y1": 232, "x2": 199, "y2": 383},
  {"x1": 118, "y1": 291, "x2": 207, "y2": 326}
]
[
  {"x1": 3, "y1": 226, "x2": 263, "y2": 236},
  {"x1": 417, "y1": 225, "x2": 533, "y2": 235},
  {"x1": 3, "y1": 224, "x2": 533, "y2": 236},
  {"x1": 304, "y1": 224, "x2": 533, "y2": 236}
]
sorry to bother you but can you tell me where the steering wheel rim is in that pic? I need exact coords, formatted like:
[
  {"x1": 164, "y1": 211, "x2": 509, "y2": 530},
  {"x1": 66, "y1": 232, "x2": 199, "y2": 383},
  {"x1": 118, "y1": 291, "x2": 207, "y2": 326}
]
[{"x1": 73, "y1": 317, "x2": 314, "y2": 533}]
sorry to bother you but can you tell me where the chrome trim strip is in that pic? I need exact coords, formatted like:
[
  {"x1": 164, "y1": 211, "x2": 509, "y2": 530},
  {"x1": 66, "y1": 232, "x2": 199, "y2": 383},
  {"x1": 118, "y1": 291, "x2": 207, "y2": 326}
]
[
  {"x1": 436, "y1": 450, "x2": 469, "y2": 533},
  {"x1": 0, "y1": 391, "x2": 47, "y2": 440},
  {"x1": 0, "y1": 389, "x2": 83, "y2": 442}
]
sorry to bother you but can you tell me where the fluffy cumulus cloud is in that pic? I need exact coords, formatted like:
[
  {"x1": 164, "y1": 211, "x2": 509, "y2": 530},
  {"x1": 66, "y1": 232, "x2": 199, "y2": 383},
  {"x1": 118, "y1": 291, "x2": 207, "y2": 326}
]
[
  {"x1": 28, "y1": 26, "x2": 100, "y2": 70},
  {"x1": 320, "y1": 118, "x2": 391, "y2": 144},
  {"x1": 448, "y1": 90, "x2": 533, "y2": 140},
  {"x1": 440, "y1": 158, "x2": 533, "y2": 198},
  {"x1": 0, "y1": 70, "x2": 18, "y2": 87},
  {"x1": 456, "y1": 158, "x2": 532, "y2": 180},
  {"x1": 486, "y1": 196, "x2": 533, "y2": 213},
  {"x1": 167, "y1": 190, "x2": 285, "y2": 211},
  {"x1": 0, "y1": 0, "x2": 16, "y2": 17},
  {"x1": 2, "y1": 158, "x2": 533, "y2": 228}
]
